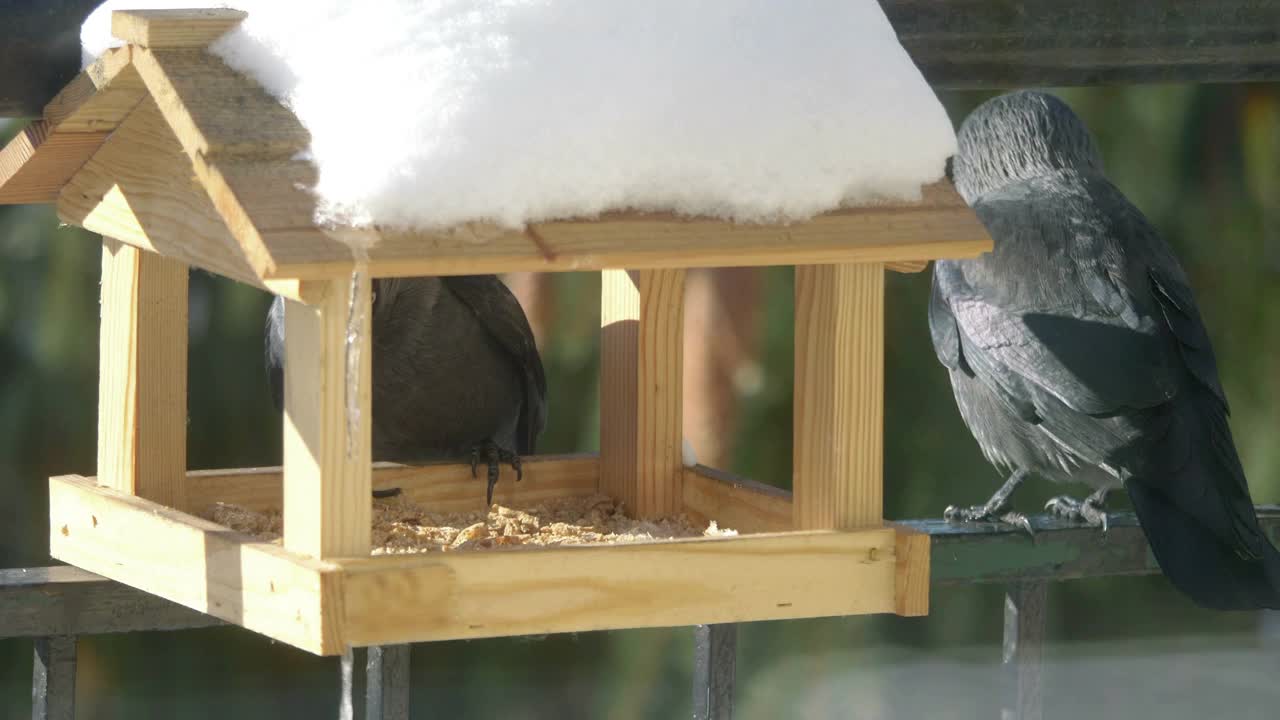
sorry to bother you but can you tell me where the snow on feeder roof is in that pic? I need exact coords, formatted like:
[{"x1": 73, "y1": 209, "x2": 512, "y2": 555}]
[
  {"x1": 81, "y1": 0, "x2": 959, "y2": 230},
  {"x1": 1, "y1": 6, "x2": 988, "y2": 295}
]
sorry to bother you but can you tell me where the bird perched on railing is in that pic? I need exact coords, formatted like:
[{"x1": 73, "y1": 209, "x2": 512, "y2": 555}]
[
  {"x1": 265, "y1": 275, "x2": 547, "y2": 505},
  {"x1": 930, "y1": 89, "x2": 1280, "y2": 610}
]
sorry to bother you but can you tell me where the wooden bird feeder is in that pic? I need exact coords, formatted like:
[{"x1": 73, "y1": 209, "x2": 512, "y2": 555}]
[{"x1": 1, "y1": 9, "x2": 991, "y2": 655}]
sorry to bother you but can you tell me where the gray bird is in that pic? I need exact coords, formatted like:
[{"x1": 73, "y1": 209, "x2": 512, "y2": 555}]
[
  {"x1": 930, "y1": 90, "x2": 1280, "y2": 610},
  {"x1": 266, "y1": 275, "x2": 548, "y2": 504}
]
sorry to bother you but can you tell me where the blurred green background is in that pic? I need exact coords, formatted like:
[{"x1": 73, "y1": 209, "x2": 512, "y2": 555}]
[{"x1": 0, "y1": 83, "x2": 1278, "y2": 718}]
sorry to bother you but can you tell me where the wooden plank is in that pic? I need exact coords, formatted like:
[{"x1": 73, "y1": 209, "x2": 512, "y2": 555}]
[
  {"x1": 692, "y1": 624, "x2": 737, "y2": 720},
  {"x1": 339, "y1": 527, "x2": 900, "y2": 646},
  {"x1": 792, "y1": 263, "x2": 884, "y2": 530},
  {"x1": 1001, "y1": 582, "x2": 1048, "y2": 720},
  {"x1": 599, "y1": 270, "x2": 685, "y2": 518},
  {"x1": 887, "y1": 0, "x2": 1280, "y2": 88},
  {"x1": 31, "y1": 636, "x2": 77, "y2": 720},
  {"x1": 886, "y1": 259, "x2": 929, "y2": 274},
  {"x1": 599, "y1": 270, "x2": 640, "y2": 510},
  {"x1": 48, "y1": 474, "x2": 340, "y2": 655},
  {"x1": 681, "y1": 465, "x2": 792, "y2": 534},
  {"x1": 58, "y1": 96, "x2": 269, "y2": 291},
  {"x1": 282, "y1": 277, "x2": 373, "y2": 559},
  {"x1": 0, "y1": 47, "x2": 140, "y2": 204},
  {"x1": 185, "y1": 454, "x2": 600, "y2": 515},
  {"x1": 132, "y1": 47, "x2": 309, "y2": 159},
  {"x1": 97, "y1": 238, "x2": 189, "y2": 510},
  {"x1": 112, "y1": 9, "x2": 248, "y2": 49},
  {"x1": 44, "y1": 48, "x2": 143, "y2": 133},
  {"x1": 0, "y1": 566, "x2": 221, "y2": 638},
  {"x1": 256, "y1": 182, "x2": 990, "y2": 280},
  {"x1": 893, "y1": 527, "x2": 931, "y2": 617},
  {"x1": 0, "y1": 121, "x2": 108, "y2": 204},
  {"x1": 365, "y1": 645, "x2": 412, "y2": 720},
  {"x1": 263, "y1": 279, "x2": 329, "y2": 306},
  {"x1": 207, "y1": 158, "x2": 347, "y2": 279}
]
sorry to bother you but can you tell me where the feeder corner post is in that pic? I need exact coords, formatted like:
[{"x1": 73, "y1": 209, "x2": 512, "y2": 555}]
[
  {"x1": 97, "y1": 237, "x2": 190, "y2": 511},
  {"x1": 282, "y1": 277, "x2": 373, "y2": 559},
  {"x1": 599, "y1": 268, "x2": 687, "y2": 519},
  {"x1": 792, "y1": 262, "x2": 885, "y2": 531}
]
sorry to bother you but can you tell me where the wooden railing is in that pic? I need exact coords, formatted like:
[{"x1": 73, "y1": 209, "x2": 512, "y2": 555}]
[
  {"x1": 4, "y1": 0, "x2": 1280, "y2": 116},
  {"x1": 9, "y1": 508, "x2": 1280, "y2": 720}
]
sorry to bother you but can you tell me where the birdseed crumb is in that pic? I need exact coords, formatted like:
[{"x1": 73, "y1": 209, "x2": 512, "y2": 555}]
[{"x1": 203, "y1": 494, "x2": 737, "y2": 554}]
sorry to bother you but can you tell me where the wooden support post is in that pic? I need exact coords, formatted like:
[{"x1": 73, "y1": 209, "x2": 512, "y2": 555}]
[
  {"x1": 366, "y1": 645, "x2": 411, "y2": 720},
  {"x1": 693, "y1": 623, "x2": 737, "y2": 720},
  {"x1": 282, "y1": 277, "x2": 372, "y2": 559},
  {"x1": 98, "y1": 238, "x2": 189, "y2": 510},
  {"x1": 31, "y1": 636, "x2": 76, "y2": 720},
  {"x1": 894, "y1": 528, "x2": 931, "y2": 616},
  {"x1": 1001, "y1": 582, "x2": 1047, "y2": 720},
  {"x1": 792, "y1": 263, "x2": 884, "y2": 530},
  {"x1": 599, "y1": 269, "x2": 685, "y2": 518}
]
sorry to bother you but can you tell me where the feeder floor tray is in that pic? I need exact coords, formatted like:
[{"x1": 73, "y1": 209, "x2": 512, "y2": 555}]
[{"x1": 49, "y1": 454, "x2": 929, "y2": 656}]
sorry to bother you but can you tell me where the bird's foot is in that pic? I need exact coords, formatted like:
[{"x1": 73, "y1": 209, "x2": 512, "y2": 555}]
[
  {"x1": 943, "y1": 504, "x2": 1035, "y2": 537},
  {"x1": 469, "y1": 440, "x2": 524, "y2": 505},
  {"x1": 1045, "y1": 493, "x2": 1109, "y2": 532}
]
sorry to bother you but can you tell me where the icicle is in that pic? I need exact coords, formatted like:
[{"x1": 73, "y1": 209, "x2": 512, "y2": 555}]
[
  {"x1": 339, "y1": 646, "x2": 355, "y2": 720},
  {"x1": 343, "y1": 246, "x2": 370, "y2": 459}
]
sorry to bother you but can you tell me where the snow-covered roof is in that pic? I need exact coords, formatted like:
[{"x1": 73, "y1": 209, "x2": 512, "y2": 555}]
[
  {"x1": 82, "y1": 0, "x2": 958, "y2": 231},
  {"x1": 0, "y1": 8, "x2": 989, "y2": 292}
]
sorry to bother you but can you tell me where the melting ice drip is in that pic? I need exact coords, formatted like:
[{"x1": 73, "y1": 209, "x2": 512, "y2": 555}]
[
  {"x1": 339, "y1": 646, "x2": 355, "y2": 720},
  {"x1": 343, "y1": 251, "x2": 369, "y2": 459}
]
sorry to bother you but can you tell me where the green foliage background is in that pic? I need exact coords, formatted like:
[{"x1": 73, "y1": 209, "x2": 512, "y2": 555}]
[{"x1": 0, "y1": 83, "x2": 1277, "y2": 718}]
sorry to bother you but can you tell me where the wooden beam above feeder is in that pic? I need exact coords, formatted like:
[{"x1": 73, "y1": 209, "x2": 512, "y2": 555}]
[{"x1": 7, "y1": 1, "x2": 1280, "y2": 119}]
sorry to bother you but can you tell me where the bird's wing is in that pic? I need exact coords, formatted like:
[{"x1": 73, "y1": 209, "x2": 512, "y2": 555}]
[
  {"x1": 944, "y1": 182, "x2": 1184, "y2": 425},
  {"x1": 1120, "y1": 194, "x2": 1230, "y2": 413},
  {"x1": 440, "y1": 275, "x2": 548, "y2": 454},
  {"x1": 927, "y1": 270, "x2": 966, "y2": 375}
]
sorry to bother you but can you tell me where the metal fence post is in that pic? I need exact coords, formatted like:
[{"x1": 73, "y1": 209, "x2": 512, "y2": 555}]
[
  {"x1": 1001, "y1": 582, "x2": 1047, "y2": 720},
  {"x1": 366, "y1": 645, "x2": 412, "y2": 720},
  {"x1": 693, "y1": 623, "x2": 737, "y2": 720},
  {"x1": 32, "y1": 635, "x2": 77, "y2": 720}
]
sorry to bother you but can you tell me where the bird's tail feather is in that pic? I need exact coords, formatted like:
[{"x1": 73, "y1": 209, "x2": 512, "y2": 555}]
[{"x1": 1126, "y1": 471, "x2": 1280, "y2": 611}]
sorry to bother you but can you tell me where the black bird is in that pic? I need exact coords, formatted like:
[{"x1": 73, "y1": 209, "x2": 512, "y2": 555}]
[
  {"x1": 266, "y1": 275, "x2": 547, "y2": 504},
  {"x1": 930, "y1": 90, "x2": 1280, "y2": 610}
]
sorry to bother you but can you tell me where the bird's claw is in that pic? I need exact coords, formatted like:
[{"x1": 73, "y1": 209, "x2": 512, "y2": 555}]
[
  {"x1": 999, "y1": 512, "x2": 1035, "y2": 537},
  {"x1": 1045, "y1": 495, "x2": 1109, "y2": 532},
  {"x1": 469, "y1": 440, "x2": 524, "y2": 506},
  {"x1": 943, "y1": 504, "x2": 1035, "y2": 537}
]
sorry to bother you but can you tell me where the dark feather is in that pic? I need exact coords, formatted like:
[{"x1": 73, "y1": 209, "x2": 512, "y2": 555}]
[{"x1": 440, "y1": 275, "x2": 548, "y2": 454}]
